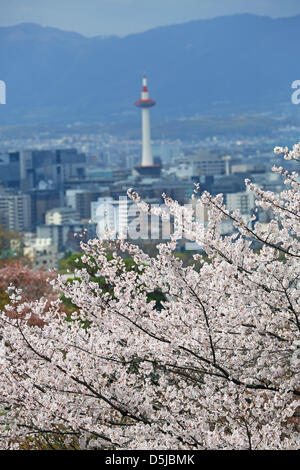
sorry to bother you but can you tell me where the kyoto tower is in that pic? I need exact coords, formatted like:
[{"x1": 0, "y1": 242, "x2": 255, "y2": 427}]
[{"x1": 134, "y1": 75, "x2": 161, "y2": 177}]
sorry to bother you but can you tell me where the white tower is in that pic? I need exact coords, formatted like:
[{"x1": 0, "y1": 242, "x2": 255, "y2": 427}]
[
  {"x1": 222, "y1": 155, "x2": 232, "y2": 176},
  {"x1": 135, "y1": 75, "x2": 156, "y2": 167}
]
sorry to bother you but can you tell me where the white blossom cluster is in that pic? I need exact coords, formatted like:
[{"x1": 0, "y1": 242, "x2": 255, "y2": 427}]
[
  {"x1": 274, "y1": 143, "x2": 300, "y2": 162},
  {"x1": 0, "y1": 145, "x2": 299, "y2": 450}
]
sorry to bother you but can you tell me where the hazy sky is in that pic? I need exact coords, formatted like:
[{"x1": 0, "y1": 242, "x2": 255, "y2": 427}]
[{"x1": 1, "y1": 0, "x2": 300, "y2": 36}]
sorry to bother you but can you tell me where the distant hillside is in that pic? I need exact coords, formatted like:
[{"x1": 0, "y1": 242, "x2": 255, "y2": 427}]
[{"x1": 0, "y1": 14, "x2": 299, "y2": 125}]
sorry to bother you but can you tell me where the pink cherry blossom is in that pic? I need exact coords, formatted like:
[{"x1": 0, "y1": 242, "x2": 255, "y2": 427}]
[{"x1": 0, "y1": 144, "x2": 299, "y2": 450}]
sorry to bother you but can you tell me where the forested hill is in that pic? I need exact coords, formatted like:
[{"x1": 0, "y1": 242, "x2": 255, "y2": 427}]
[{"x1": 0, "y1": 14, "x2": 299, "y2": 124}]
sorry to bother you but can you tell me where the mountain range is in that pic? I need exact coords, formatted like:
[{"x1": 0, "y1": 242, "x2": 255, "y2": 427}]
[{"x1": 0, "y1": 14, "x2": 299, "y2": 125}]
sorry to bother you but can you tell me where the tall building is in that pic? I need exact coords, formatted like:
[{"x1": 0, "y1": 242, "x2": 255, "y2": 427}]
[
  {"x1": 29, "y1": 189, "x2": 61, "y2": 227},
  {"x1": 226, "y1": 191, "x2": 255, "y2": 216},
  {"x1": 134, "y1": 76, "x2": 161, "y2": 178},
  {"x1": 0, "y1": 149, "x2": 87, "y2": 191},
  {"x1": 0, "y1": 192, "x2": 31, "y2": 232},
  {"x1": 66, "y1": 189, "x2": 102, "y2": 220},
  {"x1": 0, "y1": 152, "x2": 20, "y2": 188}
]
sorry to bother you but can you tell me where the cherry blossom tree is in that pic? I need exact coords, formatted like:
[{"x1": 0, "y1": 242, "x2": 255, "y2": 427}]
[
  {"x1": 0, "y1": 261, "x2": 55, "y2": 302},
  {"x1": 0, "y1": 261, "x2": 56, "y2": 326},
  {"x1": 0, "y1": 145, "x2": 299, "y2": 450}
]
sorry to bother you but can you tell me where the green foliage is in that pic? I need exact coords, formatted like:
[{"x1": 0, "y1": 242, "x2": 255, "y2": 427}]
[
  {"x1": 0, "y1": 291, "x2": 9, "y2": 310},
  {"x1": 0, "y1": 224, "x2": 20, "y2": 258},
  {"x1": 60, "y1": 252, "x2": 166, "y2": 312},
  {"x1": 59, "y1": 252, "x2": 96, "y2": 274}
]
